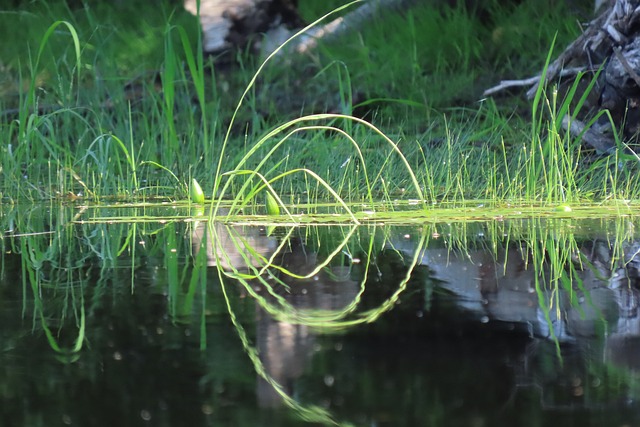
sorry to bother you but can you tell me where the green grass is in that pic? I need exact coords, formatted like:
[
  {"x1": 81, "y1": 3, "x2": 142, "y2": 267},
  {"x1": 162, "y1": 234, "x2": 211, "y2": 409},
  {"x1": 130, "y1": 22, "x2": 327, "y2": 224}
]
[{"x1": 0, "y1": 0, "x2": 638, "y2": 207}]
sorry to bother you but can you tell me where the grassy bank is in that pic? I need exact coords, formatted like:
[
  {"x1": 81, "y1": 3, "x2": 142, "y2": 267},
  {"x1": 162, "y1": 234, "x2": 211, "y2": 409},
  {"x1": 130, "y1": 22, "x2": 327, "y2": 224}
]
[{"x1": 0, "y1": 0, "x2": 637, "y2": 205}]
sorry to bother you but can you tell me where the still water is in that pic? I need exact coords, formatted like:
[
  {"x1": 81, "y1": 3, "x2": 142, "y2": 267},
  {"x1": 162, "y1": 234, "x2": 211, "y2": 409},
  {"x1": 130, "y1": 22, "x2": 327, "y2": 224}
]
[{"x1": 1, "y1": 204, "x2": 640, "y2": 426}]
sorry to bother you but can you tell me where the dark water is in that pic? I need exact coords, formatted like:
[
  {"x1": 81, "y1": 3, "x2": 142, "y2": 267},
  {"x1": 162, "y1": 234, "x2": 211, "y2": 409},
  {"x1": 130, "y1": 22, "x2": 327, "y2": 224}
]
[{"x1": 1, "y1": 205, "x2": 640, "y2": 426}]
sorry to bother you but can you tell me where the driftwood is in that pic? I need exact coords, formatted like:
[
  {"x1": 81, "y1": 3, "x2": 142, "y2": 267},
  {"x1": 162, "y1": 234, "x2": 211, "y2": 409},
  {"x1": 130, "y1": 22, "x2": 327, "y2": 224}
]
[
  {"x1": 183, "y1": 0, "x2": 302, "y2": 55},
  {"x1": 285, "y1": 0, "x2": 417, "y2": 55},
  {"x1": 486, "y1": 0, "x2": 640, "y2": 151},
  {"x1": 184, "y1": 0, "x2": 418, "y2": 57}
]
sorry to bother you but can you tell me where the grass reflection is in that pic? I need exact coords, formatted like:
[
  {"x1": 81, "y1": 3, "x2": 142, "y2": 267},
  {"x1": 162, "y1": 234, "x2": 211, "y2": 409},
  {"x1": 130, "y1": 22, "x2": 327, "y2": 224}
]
[{"x1": 3, "y1": 204, "x2": 640, "y2": 423}]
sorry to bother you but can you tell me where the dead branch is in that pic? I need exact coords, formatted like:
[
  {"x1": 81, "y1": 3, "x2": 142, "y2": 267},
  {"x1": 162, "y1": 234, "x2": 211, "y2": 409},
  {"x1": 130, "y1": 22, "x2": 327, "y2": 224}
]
[{"x1": 483, "y1": 67, "x2": 585, "y2": 97}]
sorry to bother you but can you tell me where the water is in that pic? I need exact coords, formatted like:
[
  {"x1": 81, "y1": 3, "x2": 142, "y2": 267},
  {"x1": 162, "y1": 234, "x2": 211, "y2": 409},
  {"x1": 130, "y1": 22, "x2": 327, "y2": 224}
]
[{"x1": 1, "y1": 204, "x2": 640, "y2": 426}]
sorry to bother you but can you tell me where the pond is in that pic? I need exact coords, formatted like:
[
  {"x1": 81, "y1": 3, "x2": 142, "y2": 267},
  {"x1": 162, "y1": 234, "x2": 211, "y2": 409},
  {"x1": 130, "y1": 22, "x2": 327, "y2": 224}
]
[{"x1": 1, "y1": 203, "x2": 640, "y2": 426}]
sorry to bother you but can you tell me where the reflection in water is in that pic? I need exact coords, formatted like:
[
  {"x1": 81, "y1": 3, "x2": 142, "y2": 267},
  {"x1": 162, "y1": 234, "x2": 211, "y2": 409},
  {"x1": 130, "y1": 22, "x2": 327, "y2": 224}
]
[
  {"x1": 193, "y1": 220, "x2": 360, "y2": 411},
  {"x1": 257, "y1": 313, "x2": 310, "y2": 408},
  {"x1": 2, "y1": 206, "x2": 640, "y2": 425},
  {"x1": 387, "y1": 240, "x2": 621, "y2": 341},
  {"x1": 608, "y1": 285, "x2": 640, "y2": 371},
  {"x1": 193, "y1": 216, "x2": 640, "y2": 423},
  {"x1": 255, "y1": 261, "x2": 359, "y2": 409}
]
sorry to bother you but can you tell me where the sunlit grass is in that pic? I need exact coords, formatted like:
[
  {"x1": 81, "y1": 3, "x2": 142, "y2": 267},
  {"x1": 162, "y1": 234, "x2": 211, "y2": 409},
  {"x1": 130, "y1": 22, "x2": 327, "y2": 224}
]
[{"x1": 1, "y1": 0, "x2": 639, "y2": 208}]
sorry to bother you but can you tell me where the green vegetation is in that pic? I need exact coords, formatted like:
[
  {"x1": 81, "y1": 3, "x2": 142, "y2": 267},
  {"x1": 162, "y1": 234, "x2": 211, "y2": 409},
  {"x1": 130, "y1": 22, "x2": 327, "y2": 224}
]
[
  {"x1": 0, "y1": 0, "x2": 637, "y2": 208},
  {"x1": 4, "y1": 3, "x2": 640, "y2": 424}
]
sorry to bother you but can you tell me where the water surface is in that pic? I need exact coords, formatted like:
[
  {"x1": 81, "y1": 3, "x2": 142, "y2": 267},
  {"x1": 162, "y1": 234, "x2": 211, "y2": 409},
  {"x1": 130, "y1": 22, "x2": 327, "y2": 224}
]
[{"x1": 1, "y1": 204, "x2": 639, "y2": 426}]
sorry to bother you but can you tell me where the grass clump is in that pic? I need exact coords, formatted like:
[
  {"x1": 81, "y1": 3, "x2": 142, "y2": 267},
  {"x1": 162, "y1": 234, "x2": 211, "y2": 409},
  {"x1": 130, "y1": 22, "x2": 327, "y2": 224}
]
[{"x1": 0, "y1": 0, "x2": 638, "y2": 208}]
